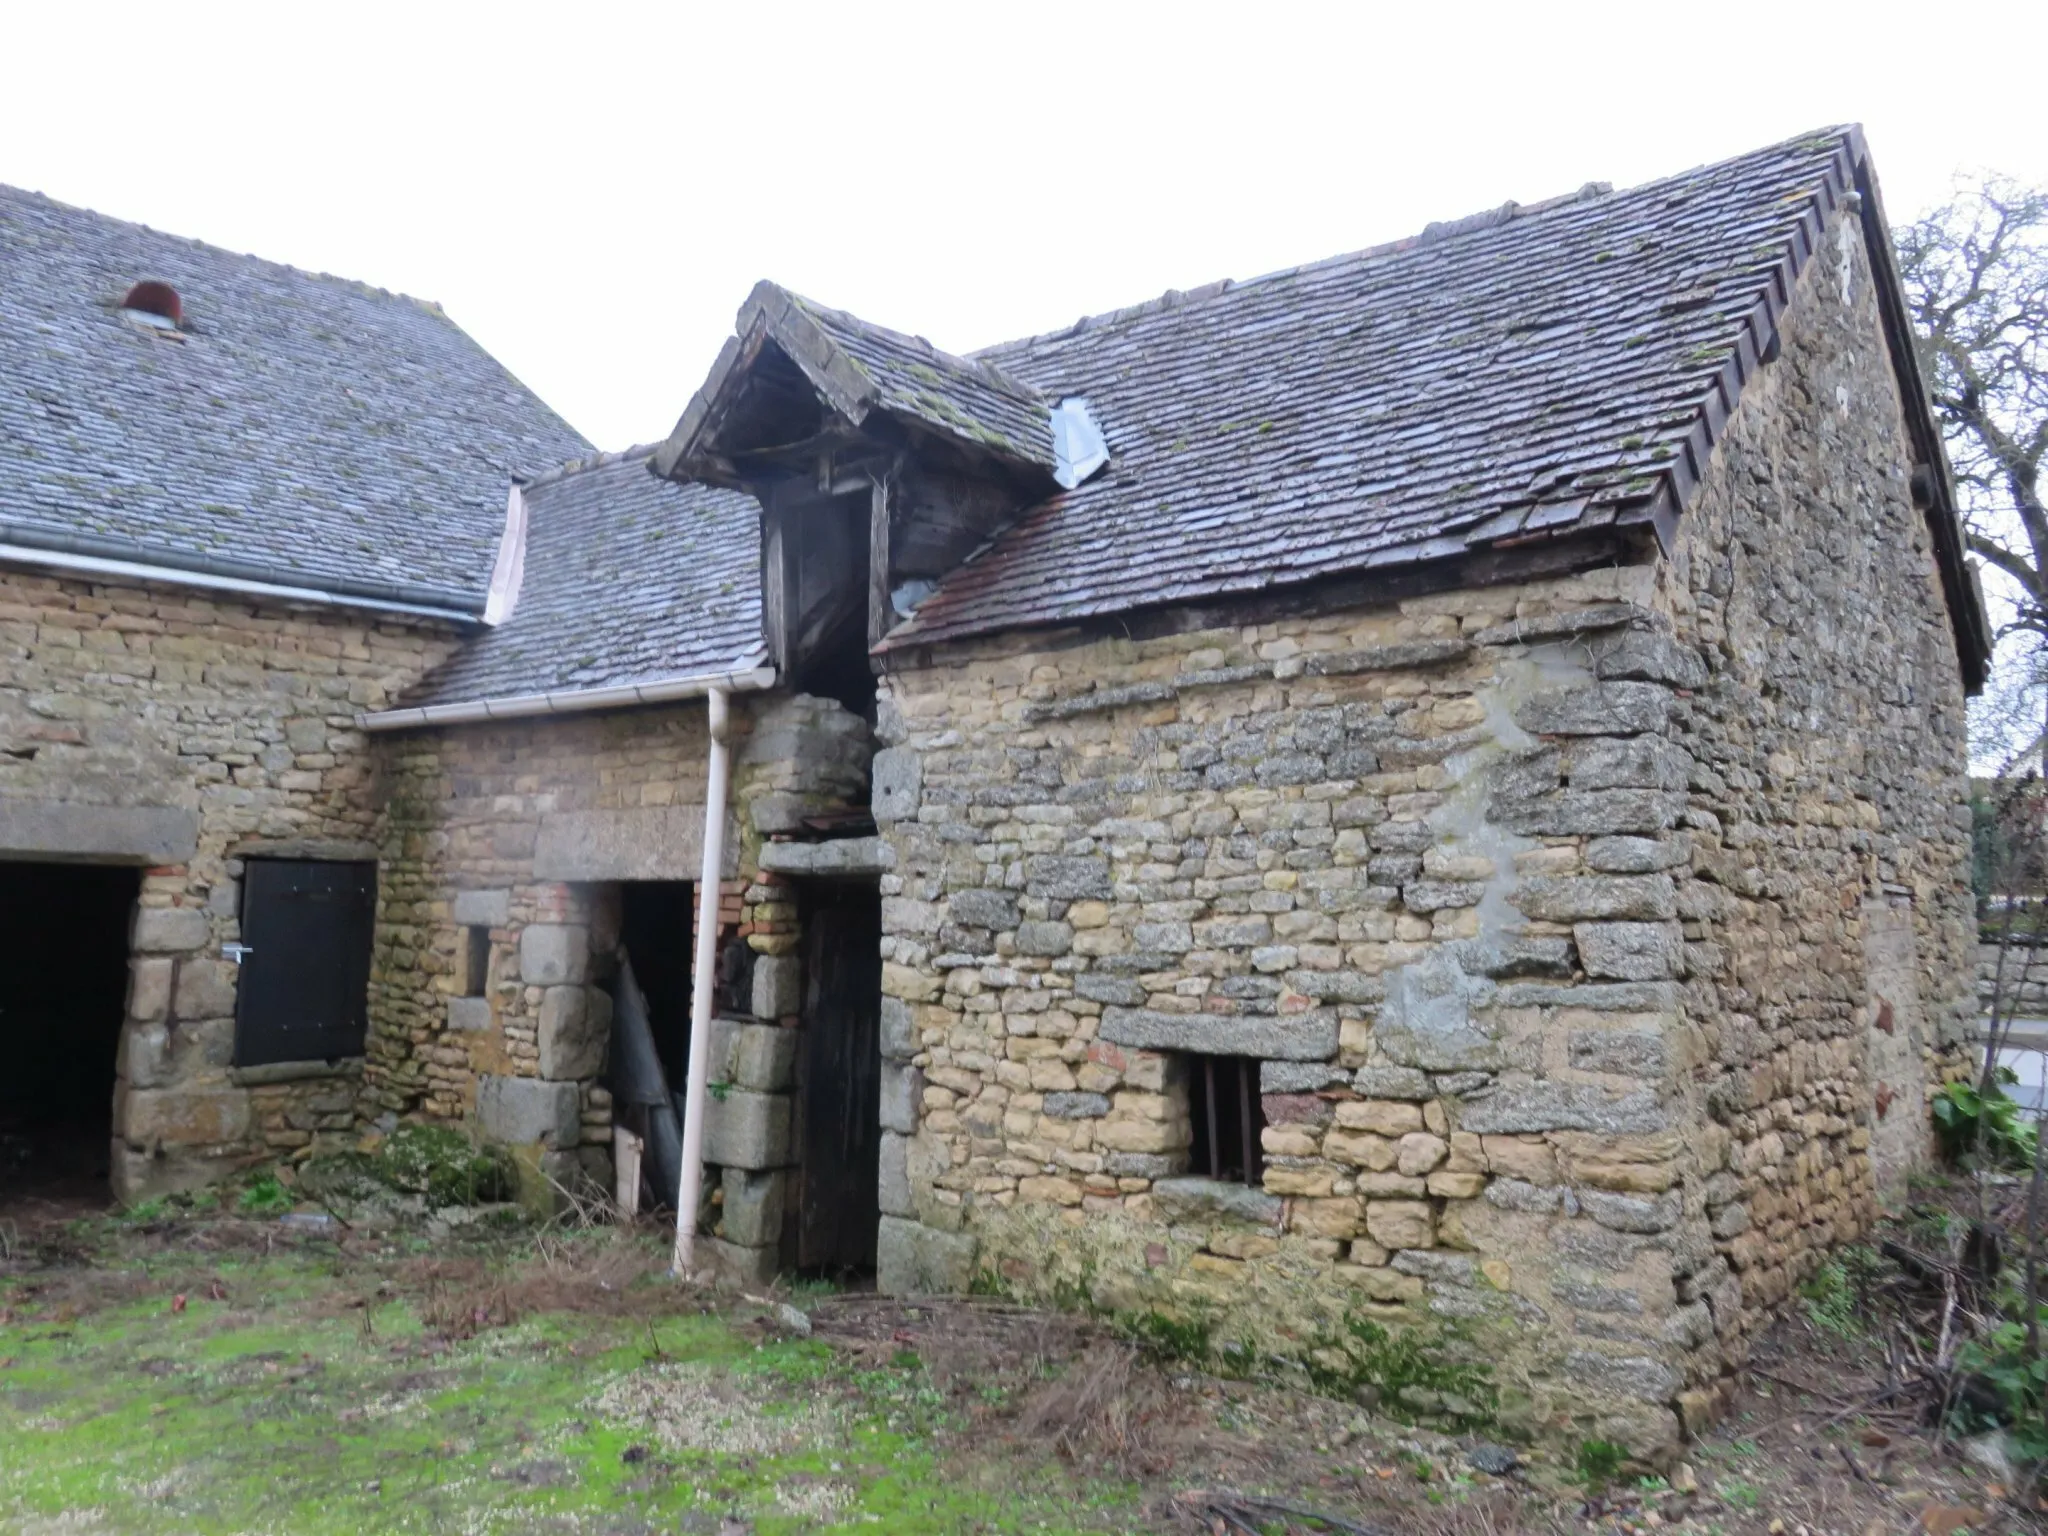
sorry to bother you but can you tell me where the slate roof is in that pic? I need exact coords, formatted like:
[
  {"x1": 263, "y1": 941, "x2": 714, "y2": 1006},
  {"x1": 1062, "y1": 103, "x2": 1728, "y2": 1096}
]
[
  {"x1": 659, "y1": 282, "x2": 1055, "y2": 482},
  {"x1": 784, "y1": 289, "x2": 1055, "y2": 469},
  {"x1": 874, "y1": 127, "x2": 1985, "y2": 680},
  {"x1": 401, "y1": 449, "x2": 763, "y2": 706},
  {"x1": 0, "y1": 184, "x2": 590, "y2": 613}
]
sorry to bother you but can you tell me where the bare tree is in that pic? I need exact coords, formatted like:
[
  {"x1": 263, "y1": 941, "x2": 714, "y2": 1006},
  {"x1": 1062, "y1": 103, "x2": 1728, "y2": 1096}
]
[{"x1": 1898, "y1": 177, "x2": 2048, "y2": 769}]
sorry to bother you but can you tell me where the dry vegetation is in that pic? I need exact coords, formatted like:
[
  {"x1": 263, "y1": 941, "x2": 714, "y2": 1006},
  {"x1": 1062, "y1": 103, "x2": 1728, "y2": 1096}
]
[{"x1": 0, "y1": 1182, "x2": 2042, "y2": 1533}]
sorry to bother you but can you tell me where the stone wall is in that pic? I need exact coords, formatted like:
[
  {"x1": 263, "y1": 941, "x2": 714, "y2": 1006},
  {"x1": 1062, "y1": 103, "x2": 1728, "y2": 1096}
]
[
  {"x1": 867, "y1": 210, "x2": 1975, "y2": 1455},
  {"x1": 1651, "y1": 207, "x2": 1977, "y2": 1384},
  {"x1": 368, "y1": 691, "x2": 870, "y2": 1208},
  {"x1": 0, "y1": 568, "x2": 458, "y2": 1197},
  {"x1": 871, "y1": 570, "x2": 1709, "y2": 1452}
]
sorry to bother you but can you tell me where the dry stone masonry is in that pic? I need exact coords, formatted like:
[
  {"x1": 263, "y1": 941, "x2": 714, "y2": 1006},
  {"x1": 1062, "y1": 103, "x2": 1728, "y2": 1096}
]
[
  {"x1": 0, "y1": 568, "x2": 461, "y2": 1198},
  {"x1": 369, "y1": 690, "x2": 869, "y2": 1219},
  {"x1": 867, "y1": 214, "x2": 1976, "y2": 1456}
]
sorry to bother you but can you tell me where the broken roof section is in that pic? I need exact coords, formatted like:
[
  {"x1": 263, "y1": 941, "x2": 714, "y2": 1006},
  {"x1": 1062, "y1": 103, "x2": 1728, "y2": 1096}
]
[
  {"x1": 823, "y1": 127, "x2": 1980, "y2": 687},
  {"x1": 654, "y1": 281, "x2": 1057, "y2": 486},
  {"x1": 399, "y1": 448, "x2": 764, "y2": 710},
  {"x1": 0, "y1": 184, "x2": 590, "y2": 615}
]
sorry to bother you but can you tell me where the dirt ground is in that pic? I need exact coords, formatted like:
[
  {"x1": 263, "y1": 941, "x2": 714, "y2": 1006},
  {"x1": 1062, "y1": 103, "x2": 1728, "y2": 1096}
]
[{"x1": 0, "y1": 1191, "x2": 2037, "y2": 1536}]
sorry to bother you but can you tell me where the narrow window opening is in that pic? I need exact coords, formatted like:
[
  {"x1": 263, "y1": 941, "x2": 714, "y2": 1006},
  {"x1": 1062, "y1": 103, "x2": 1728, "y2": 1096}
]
[
  {"x1": 462, "y1": 925, "x2": 491, "y2": 998},
  {"x1": 1186, "y1": 1054, "x2": 1266, "y2": 1186}
]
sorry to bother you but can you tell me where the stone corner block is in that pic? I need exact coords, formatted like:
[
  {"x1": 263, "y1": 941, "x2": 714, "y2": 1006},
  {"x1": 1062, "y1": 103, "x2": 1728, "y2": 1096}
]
[
  {"x1": 719, "y1": 1166, "x2": 788, "y2": 1248},
  {"x1": 703, "y1": 1089, "x2": 793, "y2": 1170},
  {"x1": 876, "y1": 1215, "x2": 978, "y2": 1295},
  {"x1": 132, "y1": 906, "x2": 211, "y2": 956},
  {"x1": 171, "y1": 959, "x2": 238, "y2": 1023},
  {"x1": 728, "y1": 1023, "x2": 798, "y2": 1092},
  {"x1": 751, "y1": 954, "x2": 802, "y2": 1019},
  {"x1": 538, "y1": 985, "x2": 608, "y2": 1081},
  {"x1": 879, "y1": 996, "x2": 919, "y2": 1062},
  {"x1": 115, "y1": 1085, "x2": 251, "y2": 1148},
  {"x1": 871, "y1": 747, "x2": 923, "y2": 823},
  {"x1": 878, "y1": 1131, "x2": 913, "y2": 1217},
  {"x1": 110, "y1": 1142, "x2": 237, "y2": 1204},
  {"x1": 519, "y1": 924, "x2": 589, "y2": 986},
  {"x1": 126, "y1": 957, "x2": 175, "y2": 1024},
  {"x1": 702, "y1": 1236, "x2": 781, "y2": 1289},
  {"x1": 447, "y1": 996, "x2": 494, "y2": 1033},
  {"x1": 476, "y1": 1074, "x2": 580, "y2": 1148},
  {"x1": 879, "y1": 1062, "x2": 923, "y2": 1134},
  {"x1": 452, "y1": 889, "x2": 511, "y2": 929}
]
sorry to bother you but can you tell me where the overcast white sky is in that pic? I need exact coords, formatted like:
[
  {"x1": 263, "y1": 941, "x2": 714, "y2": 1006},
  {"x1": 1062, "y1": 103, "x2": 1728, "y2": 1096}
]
[{"x1": 5, "y1": 2, "x2": 2045, "y2": 452}]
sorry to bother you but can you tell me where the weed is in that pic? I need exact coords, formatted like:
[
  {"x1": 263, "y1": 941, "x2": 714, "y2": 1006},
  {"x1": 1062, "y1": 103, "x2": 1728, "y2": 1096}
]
[
  {"x1": 1952, "y1": 1314, "x2": 2048, "y2": 1459},
  {"x1": 376, "y1": 1124, "x2": 516, "y2": 1205},
  {"x1": 238, "y1": 1172, "x2": 294, "y2": 1215},
  {"x1": 1719, "y1": 1477, "x2": 1762, "y2": 1510},
  {"x1": 1931, "y1": 1073, "x2": 2037, "y2": 1168},
  {"x1": 1575, "y1": 1438, "x2": 1627, "y2": 1489},
  {"x1": 1123, "y1": 1309, "x2": 1212, "y2": 1364},
  {"x1": 1799, "y1": 1245, "x2": 1879, "y2": 1339},
  {"x1": 1304, "y1": 1308, "x2": 1497, "y2": 1430}
]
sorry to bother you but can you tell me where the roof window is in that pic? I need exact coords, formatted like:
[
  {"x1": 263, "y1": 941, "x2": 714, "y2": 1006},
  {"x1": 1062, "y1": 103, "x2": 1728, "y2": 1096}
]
[
  {"x1": 1050, "y1": 397, "x2": 1109, "y2": 489},
  {"x1": 119, "y1": 281, "x2": 182, "y2": 330}
]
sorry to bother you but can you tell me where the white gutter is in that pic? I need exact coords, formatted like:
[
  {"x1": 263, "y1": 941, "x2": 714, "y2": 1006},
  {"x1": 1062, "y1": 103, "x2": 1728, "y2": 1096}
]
[
  {"x1": 673, "y1": 684, "x2": 733, "y2": 1277},
  {"x1": 355, "y1": 663, "x2": 778, "y2": 732},
  {"x1": 0, "y1": 540, "x2": 479, "y2": 625}
]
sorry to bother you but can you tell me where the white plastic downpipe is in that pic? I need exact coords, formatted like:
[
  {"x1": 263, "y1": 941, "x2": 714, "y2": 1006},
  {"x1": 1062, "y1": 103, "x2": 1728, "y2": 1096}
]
[{"x1": 673, "y1": 686, "x2": 732, "y2": 1276}]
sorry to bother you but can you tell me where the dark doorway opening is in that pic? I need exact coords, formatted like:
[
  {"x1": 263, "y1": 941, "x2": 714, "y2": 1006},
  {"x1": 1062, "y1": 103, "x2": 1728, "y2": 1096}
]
[
  {"x1": 0, "y1": 862, "x2": 138, "y2": 1210},
  {"x1": 617, "y1": 881, "x2": 695, "y2": 1092},
  {"x1": 795, "y1": 881, "x2": 882, "y2": 1276}
]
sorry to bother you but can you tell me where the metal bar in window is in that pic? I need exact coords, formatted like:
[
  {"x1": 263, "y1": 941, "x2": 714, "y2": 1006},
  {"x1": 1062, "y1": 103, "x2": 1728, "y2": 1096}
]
[
  {"x1": 1239, "y1": 1059, "x2": 1257, "y2": 1187},
  {"x1": 1204, "y1": 1057, "x2": 1221, "y2": 1181}
]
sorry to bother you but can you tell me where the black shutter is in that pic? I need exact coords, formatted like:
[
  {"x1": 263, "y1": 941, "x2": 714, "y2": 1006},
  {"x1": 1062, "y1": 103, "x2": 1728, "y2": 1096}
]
[{"x1": 234, "y1": 860, "x2": 376, "y2": 1068}]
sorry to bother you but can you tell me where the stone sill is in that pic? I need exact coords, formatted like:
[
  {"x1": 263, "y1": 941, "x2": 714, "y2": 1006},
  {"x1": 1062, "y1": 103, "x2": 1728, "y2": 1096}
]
[{"x1": 230, "y1": 1057, "x2": 366, "y2": 1087}]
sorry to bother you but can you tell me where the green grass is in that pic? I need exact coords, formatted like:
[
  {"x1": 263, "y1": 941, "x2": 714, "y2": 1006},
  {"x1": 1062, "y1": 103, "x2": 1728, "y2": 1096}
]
[{"x1": 0, "y1": 1241, "x2": 1138, "y2": 1533}]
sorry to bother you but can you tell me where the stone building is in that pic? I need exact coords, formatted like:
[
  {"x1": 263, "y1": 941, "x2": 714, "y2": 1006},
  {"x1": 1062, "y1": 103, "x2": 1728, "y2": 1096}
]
[
  {"x1": 642, "y1": 126, "x2": 1990, "y2": 1453},
  {"x1": 0, "y1": 184, "x2": 586, "y2": 1200},
  {"x1": 0, "y1": 126, "x2": 1993, "y2": 1450}
]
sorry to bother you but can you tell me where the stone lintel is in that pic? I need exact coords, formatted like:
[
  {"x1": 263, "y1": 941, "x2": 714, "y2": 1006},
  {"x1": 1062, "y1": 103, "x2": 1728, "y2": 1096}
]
[
  {"x1": 755, "y1": 836, "x2": 892, "y2": 877},
  {"x1": 1098, "y1": 1007, "x2": 1338, "y2": 1061},
  {"x1": 0, "y1": 802, "x2": 199, "y2": 865},
  {"x1": 1468, "y1": 603, "x2": 1657, "y2": 647},
  {"x1": 452, "y1": 889, "x2": 512, "y2": 928},
  {"x1": 533, "y1": 807, "x2": 713, "y2": 882}
]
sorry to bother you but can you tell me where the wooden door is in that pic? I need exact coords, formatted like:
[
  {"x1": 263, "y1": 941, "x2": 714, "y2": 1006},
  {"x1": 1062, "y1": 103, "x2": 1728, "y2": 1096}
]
[
  {"x1": 234, "y1": 860, "x2": 376, "y2": 1067},
  {"x1": 796, "y1": 890, "x2": 881, "y2": 1270}
]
